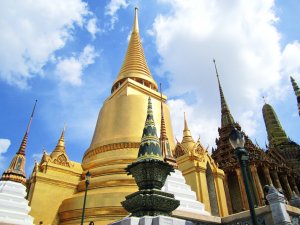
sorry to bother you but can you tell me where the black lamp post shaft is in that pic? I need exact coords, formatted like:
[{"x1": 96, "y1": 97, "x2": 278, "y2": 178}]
[
  {"x1": 80, "y1": 181, "x2": 89, "y2": 225},
  {"x1": 236, "y1": 148, "x2": 258, "y2": 225}
]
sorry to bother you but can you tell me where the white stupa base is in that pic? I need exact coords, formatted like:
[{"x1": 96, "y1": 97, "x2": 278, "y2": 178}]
[
  {"x1": 0, "y1": 180, "x2": 34, "y2": 225},
  {"x1": 162, "y1": 169, "x2": 210, "y2": 216},
  {"x1": 110, "y1": 215, "x2": 195, "y2": 225}
]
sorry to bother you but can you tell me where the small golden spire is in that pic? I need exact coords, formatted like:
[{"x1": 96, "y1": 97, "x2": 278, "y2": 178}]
[
  {"x1": 182, "y1": 112, "x2": 195, "y2": 147},
  {"x1": 50, "y1": 126, "x2": 66, "y2": 158}
]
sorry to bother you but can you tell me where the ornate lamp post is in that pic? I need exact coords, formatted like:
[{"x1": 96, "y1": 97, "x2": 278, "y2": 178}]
[
  {"x1": 229, "y1": 127, "x2": 258, "y2": 225},
  {"x1": 81, "y1": 171, "x2": 91, "y2": 225}
]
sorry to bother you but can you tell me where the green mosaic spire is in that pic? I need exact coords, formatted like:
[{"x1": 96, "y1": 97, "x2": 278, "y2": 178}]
[
  {"x1": 137, "y1": 97, "x2": 163, "y2": 161},
  {"x1": 122, "y1": 97, "x2": 179, "y2": 217},
  {"x1": 213, "y1": 59, "x2": 235, "y2": 128},
  {"x1": 290, "y1": 76, "x2": 300, "y2": 116},
  {"x1": 262, "y1": 103, "x2": 288, "y2": 145}
]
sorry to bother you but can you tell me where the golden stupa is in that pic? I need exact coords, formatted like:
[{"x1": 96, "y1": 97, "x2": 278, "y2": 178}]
[{"x1": 28, "y1": 8, "x2": 175, "y2": 225}]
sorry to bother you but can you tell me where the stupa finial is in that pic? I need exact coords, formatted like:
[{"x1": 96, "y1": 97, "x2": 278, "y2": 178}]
[{"x1": 133, "y1": 7, "x2": 139, "y2": 33}]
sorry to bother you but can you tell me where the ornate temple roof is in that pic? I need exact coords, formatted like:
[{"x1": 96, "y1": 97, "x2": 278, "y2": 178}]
[
  {"x1": 174, "y1": 114, "x2": 206, "y2": 158},
  {"x1": 112, "y1": 8, "x2": 157, "y2": 92},
  {"x1": 211, "y1": 62, "x2": 271, "y2": 171},
  {"x1": 1, "y1": 100, "x2": 37, "y2": 184},
  {"x1": 262, "y1": 103, "x2": 288, "y2": 146},
  {"x1": 137, "y1": 97, "x2": 162, "y2": 161},
  {"x1": 39, "y1": 127, "x2": 71, "y2": 168},
  {"x1": 290, "y1": 76, "x2": 300, "y2": 116}
]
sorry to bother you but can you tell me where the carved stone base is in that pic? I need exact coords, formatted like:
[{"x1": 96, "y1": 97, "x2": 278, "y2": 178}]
[{"x1": 121, "y1": 189, "x2": 180, "y2": 217}]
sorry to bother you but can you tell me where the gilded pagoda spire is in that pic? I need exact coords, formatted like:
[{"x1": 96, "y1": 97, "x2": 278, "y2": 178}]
[
  {"x1": 50, "y1": 126, "x2": 66, "y2": 158},
  {"x1": 159, "y1": 84, "x2": 177, "y2": 167},
  {"x1": 159, "y1": 84, "x2": 169, "y2": 158},
  {"x1": 181, "y1": 113, "x2": 195, "y2": 149},
  {"x1": 213, "y1": 59, "x2": 235, "y2": 128},
  {"x1": 112, "y1": 7, "x2": 158, "y2": 92},
  {"x1": 1, "y1": 100, "x2": 37, "y2": 184},
  {"x1": 262, "y1": 102, "x2": 288, "y2": 145},
  {"x1": 290, "y1": 76, "x2": 300, "y2": 116},
  {"x1": 137, "y1": 97, "x2": 162, "y2": 161}
]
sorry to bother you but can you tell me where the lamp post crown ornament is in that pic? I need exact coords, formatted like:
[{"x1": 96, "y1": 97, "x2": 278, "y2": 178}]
[{"x1": 85, "y1": 171, "x2": 91, "y2": 185}]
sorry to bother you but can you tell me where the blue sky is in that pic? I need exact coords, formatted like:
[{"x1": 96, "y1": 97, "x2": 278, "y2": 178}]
[{"x1": 0, "y1": 0, "x2": 300, "y2": 176}]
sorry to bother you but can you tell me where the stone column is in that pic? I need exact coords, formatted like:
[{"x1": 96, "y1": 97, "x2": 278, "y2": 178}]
[
  {"x1": 266, "y1": 186, "x2": 292, "y2": 225},
  {"x1": 223, "y1": 174, "x2": 233, "y2": 215},
  {"x1": 271, "y1": 171, "x2": 282, "y2": 189},
  {"x1": 263, "y1": 167, "x2": 273, "y2": 186},
  {"x1": 250, "y1": 165, "x2": 264, "y2": 206},
  {"x1": 280, "y1": 175, "x2": 293, "y2": 200},
  {"x1": 288, "y1": 177, "x2": 300, "y2": 196},
  {"x1": 236, "y1": 168, "x2": 249, "y2": 210}
]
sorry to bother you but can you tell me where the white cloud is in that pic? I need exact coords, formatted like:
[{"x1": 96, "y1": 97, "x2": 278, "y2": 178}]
[
  {"x1": 168, "y1": 99, "x2": 218, "y2": 151},
  {"x1": 151, "y1": 0, "x2": 297, "y2": 147},
  {"x1": 0, "y1": 139, "x2": 11, "y2": 171},
  {"x1": 281, "y1": 41, "x2": 300, "y2": 77},
  {"x1": 55, "y1": 45, "x2": 99, "y2": 86},
  {"x1": 86, "y1": 17, "x2": 100, "y2": 39},
  {"x1": 105, "y1": 0, "x2": 129, "y2": 29},
  {"x1": 0, "y1": 0, "x2": 93, "y2": 89},
  {"x1": 32, "y1": 153, "x2": 43, "y2": 162}
]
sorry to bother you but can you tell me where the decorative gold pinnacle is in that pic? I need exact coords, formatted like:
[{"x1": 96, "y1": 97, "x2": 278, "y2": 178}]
[
  {"x1": 159, "y1": 84, "x2": 177, "y2": 167},
  {"x1": 50, "y1": 127, "x2": 66, "y2": 158},
  {"x1": 112, "y1": 8, "x2": 158, "y2": 92}
]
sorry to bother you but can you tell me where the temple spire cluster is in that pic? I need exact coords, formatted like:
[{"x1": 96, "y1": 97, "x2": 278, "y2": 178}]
[{"x1": 12, "y1": 8, "x2": 300, "y2": 225}]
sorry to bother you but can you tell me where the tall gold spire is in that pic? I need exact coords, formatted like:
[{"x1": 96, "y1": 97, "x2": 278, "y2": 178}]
[
  {"x1": 50, "y1": 126, "x2": 66, "y2": 158},
  {"x1": 213, "y1": 59, "x2": 235, "y2": 128},
  {"x1": 290, "y1": 76, "x2": 300, "y2": 116},
  {"x1": 112, "y1": 7, "x2": 158, "y2": 92},
  {"x1": 1, "y1": 100, "x2": 37, "y2": 184}
]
